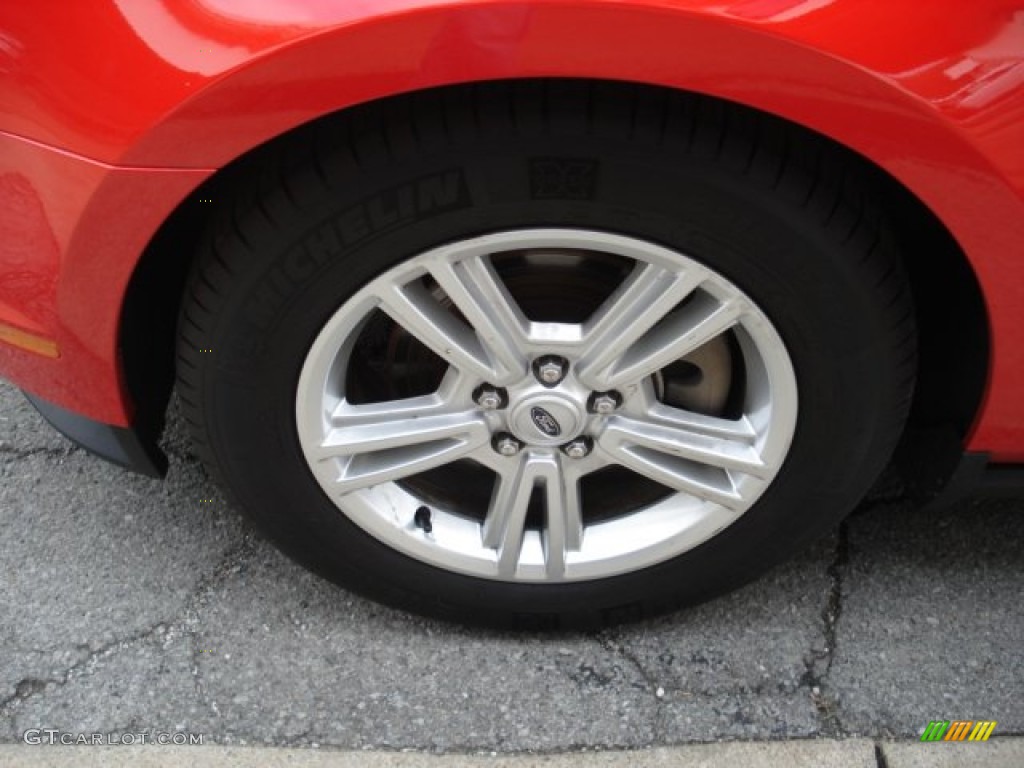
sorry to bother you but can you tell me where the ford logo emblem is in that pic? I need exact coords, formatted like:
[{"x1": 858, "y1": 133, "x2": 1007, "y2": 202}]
[{"x1": 530, "y1": 406, "x2": 561, "y2": 437}]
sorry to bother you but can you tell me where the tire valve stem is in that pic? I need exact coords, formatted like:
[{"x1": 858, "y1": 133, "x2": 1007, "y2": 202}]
[{"x1": 414, "y1": 506, "x2": 433, "y2": 534}]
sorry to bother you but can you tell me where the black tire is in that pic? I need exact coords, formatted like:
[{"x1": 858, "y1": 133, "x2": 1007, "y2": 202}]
[{"x1": 177, "y1": 82, "x2": 915, "y2": 629}]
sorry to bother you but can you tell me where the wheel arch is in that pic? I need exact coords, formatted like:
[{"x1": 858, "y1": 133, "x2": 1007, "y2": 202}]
[
  {"x1": 114, "y1": 1, "x2": 1020, "y2": 463},
  {"x1": 120, "y1": 78, "x2": 989, "y2": 500}
]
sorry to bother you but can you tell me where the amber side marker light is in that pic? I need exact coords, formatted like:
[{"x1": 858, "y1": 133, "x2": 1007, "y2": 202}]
[{"x1": 0, "y1": 321, "x2": 60, "y2": 358}]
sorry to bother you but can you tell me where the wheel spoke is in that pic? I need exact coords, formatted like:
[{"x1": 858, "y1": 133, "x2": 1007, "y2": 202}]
[
  {"x1": 377, "y1": 281, "x2": 497, "y2": 383},
  {"x1": 598, "y1": 447, "x2": 743, "y2": 510},
  {"x1": 642, "y1": 400, "x2": 760, "y2": 444},
  {"x1": 584, "y1": 287, "x2": 745, "y2": 391},
  {"x1": 596, "y1": 411, "x2": 770, "y2": 509},
  {"x1": 426, "y1": 256, "x2": 529, "y2": 381},
  {"x1": 316, "y1": 406, "x2": 489, "y2": 494},
  {"x1": 541, "y1": 460, "x2": 585, "y2": 578},
  {"x1": 481, "y1": 456, "x2": 534, "y2": 577},
  {"x1": 481, "y1": 452, "x2": 582, "y2": 579},
  {"x1": 328, "y1": 392, "x2": 451, "y2": 427},
  {"x1": 577, "y1": 262, "x2": 704, "y2": 389},
  {"x1": 376, "y1": 255, "x2": 528, "y2": 385},
  {"x1": 613, "y1": 293, "x2": 745, "y2": 390},
  {"x1": 601, "y1": 413, "x2": 768, "y2": 476}
]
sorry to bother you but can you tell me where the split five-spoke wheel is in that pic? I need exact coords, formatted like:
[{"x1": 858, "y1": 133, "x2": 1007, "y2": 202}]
[{"x1": 296, "y1": 230, "x2": 797, "y2": 582}]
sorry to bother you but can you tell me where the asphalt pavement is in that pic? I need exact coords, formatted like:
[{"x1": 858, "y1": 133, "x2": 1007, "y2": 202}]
[{"x1": 1, "y1": 378, "x2": 1021, "y2": 766}]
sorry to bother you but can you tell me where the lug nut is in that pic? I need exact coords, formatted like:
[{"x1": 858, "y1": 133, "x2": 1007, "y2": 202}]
[
  {"x1": 493, "y1": 433, "x2": 523, "y2": 457},
  {"x1": 474, "y1": 384, "x2": 506, "y2": 410},
  {"x1": 589, "y1": 391, "x2": 622, "y2": 415},
  {"x1": 534, "y1": 356, "x2": 568, "y2": 386},
  {"x1": 561, "y1": 437, "x2": 593, "y2": 459}
]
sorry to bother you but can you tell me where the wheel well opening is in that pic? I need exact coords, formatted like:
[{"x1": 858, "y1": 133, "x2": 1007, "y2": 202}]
[
  {"x1": 873, "y1": 171, "x2": 989, "y2": 499},
  {"x1": 118, "y1": 79, "x2": 990, "y2": 494}
]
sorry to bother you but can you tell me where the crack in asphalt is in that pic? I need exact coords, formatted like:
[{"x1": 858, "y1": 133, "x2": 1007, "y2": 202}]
[
  {"x1": 800, "y1": 522, "x2": 850, "y2": 738},
  {"x1": 280, "y1": 728, "x2": 315, "y2": 748},
  {"x1": 0, "y1": 622, "x2": 173, "y2": 718},
  {"x1": 181, "y1": 537, "x2": 257, "y2": 711},
  {"x1": 0, "y1": 537, "x2": 256, "y2": 723},
  {"x1": 594, "y1": 632, "x2": 665, "y2": 743},
  {"x1": 0, "y1": 443, "x2": 78, "y2": 464},
  {"x1": 3, "y1": 644, "x2": 90, "y2": 657}
]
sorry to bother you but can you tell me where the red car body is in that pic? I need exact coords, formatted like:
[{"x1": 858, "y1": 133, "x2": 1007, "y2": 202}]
[{"x1": 1, "y1": 1, "x2": 1022, "y2": 479}]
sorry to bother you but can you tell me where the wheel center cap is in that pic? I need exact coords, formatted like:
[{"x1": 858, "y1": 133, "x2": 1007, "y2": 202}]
[{"x1": 509, "y1": 393, "x2": 583, "y2": 446}]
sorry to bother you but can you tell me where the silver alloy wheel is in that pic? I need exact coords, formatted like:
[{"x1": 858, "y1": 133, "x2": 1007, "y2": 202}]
[{"x1": 295, "y1": 229, "x2": 798, "y2": 582}]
